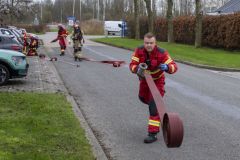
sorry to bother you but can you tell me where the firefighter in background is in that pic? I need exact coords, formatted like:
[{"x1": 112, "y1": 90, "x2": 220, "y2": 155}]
[
  {"x1": 129, "y1": 32, "x2": 178, "y2": 143},
  {"x1": 51, "y1": 24, "x2": 68, "y2": 56},
  {"x1": 70, "y1": 24, "x2": 85, "y2": 61},
  {"x1": 27, "y1": 35, "x2": 38, "y2": 56},
  {"x1": 22, "y1": 30, "x2": 28, "y2": 55}
]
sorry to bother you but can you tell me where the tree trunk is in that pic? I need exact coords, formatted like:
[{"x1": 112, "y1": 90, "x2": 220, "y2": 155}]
[
  {"x1": 134, "y1": 0, "x2": 140, "y2": 39},
  {"x1": 144, "y1": 0, "x2": 153, "y2": 33},
  {"x1": 167, "y1": 0, "x2": 174, "y2": 43},
  {"x1": 195, "y1": 0, "x2": 202, "y2": 48}
]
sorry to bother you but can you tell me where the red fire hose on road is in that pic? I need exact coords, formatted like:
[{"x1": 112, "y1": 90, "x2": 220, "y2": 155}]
[
  {"x1": 80, "y1": 57, "x2": 125, "y2": 67},
  {"x1": 139, "y1": 63, "x2": 184, "y2": 148},
  {"x1": 39, "y1": 54, "x2": 125, "y2": 68}
]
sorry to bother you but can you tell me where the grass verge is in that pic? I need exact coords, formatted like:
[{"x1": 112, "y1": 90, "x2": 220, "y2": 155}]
[
  {"x1": 0, "y1": 92, "x2": 94, "y2": 160},
  {"x1": 93, "y1": 37, "x2": 240, "y2": 69}
]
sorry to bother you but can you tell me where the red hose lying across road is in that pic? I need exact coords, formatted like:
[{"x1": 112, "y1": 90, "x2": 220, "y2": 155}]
[{"x1": 80, "y1": 57, "x2": 125, "y2": 67}]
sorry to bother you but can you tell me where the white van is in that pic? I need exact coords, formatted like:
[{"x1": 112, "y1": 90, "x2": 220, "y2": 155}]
[{"x1": 104, "y1": 21, "x2": 126, "y2": 36}]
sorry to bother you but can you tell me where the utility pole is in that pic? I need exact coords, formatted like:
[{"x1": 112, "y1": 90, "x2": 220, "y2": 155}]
[
  {"x1": 93, "y1": 0, "x2": 95, "y2": 19},
  {"x1": 151, "y1": 0, "x2": 153, "y2": 11},
  {"x1": 79, "y1": 0, "x2": 81, "y2": 21},
  {"x1": 61, "y1": 8, "x2": 63, "y2": 23},
  {"x1": 40, "y1": 0, "x2": 43, "y2": 21},
  {"x1": 103, "y1": 0, "x2": 105, "y2": 21},
  {"x1": 97, "y1": 0, "x2": 100, "y2": 20},
  {"x1": 73, "y1": 0, "x2": 76, "y2": 17},
  {"x1": 60, "y1": 0, "x2": 63, "y2": 23}
]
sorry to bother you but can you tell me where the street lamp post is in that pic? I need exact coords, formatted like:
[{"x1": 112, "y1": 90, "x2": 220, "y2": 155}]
[
  {"x1": 97, "y1": 0, "x2": 99, "y2": 20},
  {"x1": 79, "y1": 0, "x2": 81, "y2": 21},
  {"x1": 103, "y1": 0, "x2": 105, "y2": 21},
  {"x1": 73, "y1": 0, "x2": 76, "y2": 17},
  {"x1": 40, "y1": 0, "x2": 42, "y2": 21}
]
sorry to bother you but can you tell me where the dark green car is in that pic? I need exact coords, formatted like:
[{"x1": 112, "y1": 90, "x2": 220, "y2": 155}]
[{"x1": 0, "y1": 49, "x2": 29, "y2": 85}]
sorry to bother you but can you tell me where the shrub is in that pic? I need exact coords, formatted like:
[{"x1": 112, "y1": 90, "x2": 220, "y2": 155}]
[
  {"x1": 81, "y1": 19, "x2": 104, "y2": 35},
  {"x1": 127, "y1": 13, "x2": 240, "y2": 50}
]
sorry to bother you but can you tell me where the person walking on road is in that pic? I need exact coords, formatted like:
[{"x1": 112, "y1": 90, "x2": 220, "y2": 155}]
[
  {"x1": 129, "y1": 32, "x2": 178, "y2": 143},
  {"x1": 70, "y1": 24, "x2": 85, "y2": 61},
  {"x1": 51, "y1": 24, "x2": 68, "y2": 56}
]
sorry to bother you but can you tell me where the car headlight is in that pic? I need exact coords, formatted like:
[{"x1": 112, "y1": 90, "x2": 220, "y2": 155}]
[{"x1": 12, "y1": 56, "x2": 25, "y2": 66}]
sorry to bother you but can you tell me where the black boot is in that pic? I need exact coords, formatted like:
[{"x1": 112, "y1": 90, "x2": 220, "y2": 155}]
[{"x1": 144, "y1": 133, "x2": 157, "y2": 143}]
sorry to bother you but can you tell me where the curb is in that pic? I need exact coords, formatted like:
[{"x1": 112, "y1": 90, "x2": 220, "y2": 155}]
[
  {"x1": 67, "y1": 95, "x2": 108, "y2": 160},
  {"x1": 92, "y1": 40, "x2": 240, "y2": 72},
  {"x1": 175, "y1": 60, "x2": 240, "y2": 72},
  {"x1": 44, "y1": 46, "x2": 109, "y2": 160}
]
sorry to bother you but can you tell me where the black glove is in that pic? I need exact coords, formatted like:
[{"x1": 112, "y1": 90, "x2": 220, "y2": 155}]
[{"x1": 137, "y1": 66, "x2": 145, "y2": 78}]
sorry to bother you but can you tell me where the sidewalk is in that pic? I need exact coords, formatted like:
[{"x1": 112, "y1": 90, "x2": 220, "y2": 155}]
[{"x1": 0, "y1": 47, "x2": 67, "y2": 93}]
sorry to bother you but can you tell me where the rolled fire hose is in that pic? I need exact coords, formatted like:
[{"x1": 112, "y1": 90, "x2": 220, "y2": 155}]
[{"x1": 138, "y1": 63, "x2": 184, "y2": 148}]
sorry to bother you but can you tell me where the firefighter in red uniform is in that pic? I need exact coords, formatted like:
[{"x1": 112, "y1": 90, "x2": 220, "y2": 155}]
[
  {"x1": 27, "y1": 35, "x2": 38, "y2": 56},
  {"x1": 129, "y1": 32, "x2": 178, "y2": 143},
  {"x1": 22, "y1": 31, "x2": 28, "y2": 55},
  {"x1": 51, "y1": 24, "x2": 68, "y2": 56}
]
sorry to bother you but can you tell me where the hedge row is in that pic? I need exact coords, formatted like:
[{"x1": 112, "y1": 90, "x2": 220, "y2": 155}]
[
  {"x1": 127, "y1": 13, "x2": 240, "y2": 50},
  {"x1": 13, "y1": 24, "x2": 47, "y2": 34}
]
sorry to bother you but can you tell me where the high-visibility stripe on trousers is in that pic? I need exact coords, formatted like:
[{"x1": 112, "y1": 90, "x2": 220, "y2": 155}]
[{"x1": 148, "y1": 115, "x2": 160, "y2": 133}]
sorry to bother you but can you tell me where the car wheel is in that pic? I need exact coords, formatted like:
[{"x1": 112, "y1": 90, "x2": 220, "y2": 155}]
[{"x1": 0, "y1": 64, "x2": 10, "y2": 86}]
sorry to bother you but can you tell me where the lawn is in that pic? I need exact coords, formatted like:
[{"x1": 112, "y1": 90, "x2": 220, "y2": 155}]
[
  {"x1": 93, "y1": 37, "x2": 240, "y2": 69},
  {"x1": 0, "y1": 92, "x2": 94, "y2": 160}
]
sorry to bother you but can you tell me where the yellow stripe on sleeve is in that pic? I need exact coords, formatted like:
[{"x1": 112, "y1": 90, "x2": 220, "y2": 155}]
[{"x1": 131, "y1": 56, "x2": 139, "y2": 62}]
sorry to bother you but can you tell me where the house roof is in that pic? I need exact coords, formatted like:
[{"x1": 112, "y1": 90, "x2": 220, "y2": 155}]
[{"x1": 215, "y1": 0, "x2": 240, "y2": 13}]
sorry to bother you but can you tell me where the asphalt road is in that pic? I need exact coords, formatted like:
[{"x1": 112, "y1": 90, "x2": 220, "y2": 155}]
[{"x1": 40, "y1": 33, "x2": 240, "y2": 160}]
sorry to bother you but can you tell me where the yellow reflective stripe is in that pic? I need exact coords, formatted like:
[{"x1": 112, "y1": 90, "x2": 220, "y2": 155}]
[
  {"x1": 148, "y1": 120, "x2": 161, "y2": 127},
  {"x1": 145, "y1": 69, "x2": 160, "y2": 74},
  {"x1": 132, "y1": 65, "x2": 138, "y2": 72},
  {"x1": 153, "y1": 73, "x2": 163, "y2": 80},
  {"x1": 171, "y1": 65, "x2": 175, "y2": 73},
  {"x1": 164, "y1": 58, "x2": 173, "y2": 64},
  {"x1": 131, "y1": 56, "x2": 139, "y2": 62}
]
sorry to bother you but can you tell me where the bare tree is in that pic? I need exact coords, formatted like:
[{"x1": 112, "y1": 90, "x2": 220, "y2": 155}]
[
  {"x1": 195, "y1": 0, "x2": 202, "y2": 48},
  {"x1": 134, "y1": 0, "x2": 140, "y2": 39},
  {"x1": 144, "y1": 0, "x2": 153, "y2": 32},
  {"x1": 0, "y1": 0, "x2": 36, "y2": 24},
  {"x1": 167, "y1": 0, "x2": 174, "y2": 42}
]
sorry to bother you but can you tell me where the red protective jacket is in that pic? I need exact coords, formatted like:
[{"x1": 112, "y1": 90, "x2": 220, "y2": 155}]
[
  {"x1": 57, "y1": 28, "x2": 68, "y2": 48},
  {"x1": 129, "y1": 45, "x2": 178, "y2": 104}
]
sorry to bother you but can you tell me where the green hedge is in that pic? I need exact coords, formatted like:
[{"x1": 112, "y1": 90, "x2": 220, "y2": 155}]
[{"x1": 127, "y1": 13, "x2": 240, "y2": 50}]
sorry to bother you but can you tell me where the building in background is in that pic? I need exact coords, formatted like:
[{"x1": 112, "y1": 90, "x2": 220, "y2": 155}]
[{"x1": 209, "y1": 0, "x2": 240, "y2": 15}]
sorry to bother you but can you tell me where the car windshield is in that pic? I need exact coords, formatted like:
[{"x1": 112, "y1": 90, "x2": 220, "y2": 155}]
[{"x1": 0, "y1": 36, "x2": 19, "y2": 44}]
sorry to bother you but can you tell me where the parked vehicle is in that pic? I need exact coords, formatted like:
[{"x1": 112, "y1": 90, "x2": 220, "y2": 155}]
[
  {"x1": 8, "y1": 28, "x2": 24, "y2": 45},
  {"x1": 104, "y1": 21, "x2": 127, "y2": 36},
  {"x1": 0, "y1": 49, "x2": 29, "y2": 85},
  {"x1": 0, "y1": 28, "x2": 23, "y2": 45},
  {"x1": 0, "y1": 35, "x2": 23, "y2": 52}
]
